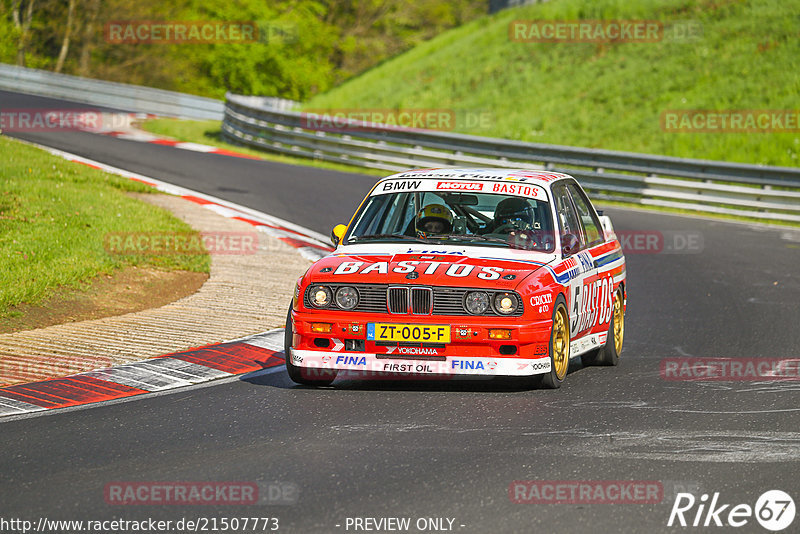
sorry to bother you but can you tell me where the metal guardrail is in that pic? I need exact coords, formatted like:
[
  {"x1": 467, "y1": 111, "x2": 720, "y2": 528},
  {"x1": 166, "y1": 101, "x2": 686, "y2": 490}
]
[
  {"x1": 0, "y1": 63, "x2": 226, "y2": 120},
  {"x1": 222, "y1": 93, "x2": 800, "y2": 223}
]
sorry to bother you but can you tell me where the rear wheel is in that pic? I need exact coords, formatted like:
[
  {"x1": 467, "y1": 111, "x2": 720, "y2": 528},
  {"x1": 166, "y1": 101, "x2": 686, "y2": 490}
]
[
  {"x1": 581, "y1": 286, "x2": 624, "y2": 367},
  {"x1": 284, "y1": 305, "x2": 337, "y2": 386},
  {"x1": 537, "y1": 297, "x2": 570, "y2": 389}
]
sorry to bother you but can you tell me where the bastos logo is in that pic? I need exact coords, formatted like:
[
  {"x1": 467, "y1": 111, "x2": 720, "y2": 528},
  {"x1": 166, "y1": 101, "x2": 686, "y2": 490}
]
[{"x1": 332, "y1": 260, "x2": 506, "y2": 280}]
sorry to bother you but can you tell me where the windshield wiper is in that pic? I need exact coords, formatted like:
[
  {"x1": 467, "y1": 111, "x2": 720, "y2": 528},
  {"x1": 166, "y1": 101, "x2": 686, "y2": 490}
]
[
  {"x1": 429, "y1": 234, "x2": 510, "y2": 246},
  {"x1": 348, "y1": 234, "x2": 428, "y2": 243}
]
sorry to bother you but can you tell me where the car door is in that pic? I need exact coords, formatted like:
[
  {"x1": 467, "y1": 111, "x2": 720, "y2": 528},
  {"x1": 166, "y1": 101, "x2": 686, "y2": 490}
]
[
  {"x1": 552, "y1": 182, "x2": 596, "y2": 341},
  {"x1": 564, "y1": 181, "x2": 615, "y2": 346}
]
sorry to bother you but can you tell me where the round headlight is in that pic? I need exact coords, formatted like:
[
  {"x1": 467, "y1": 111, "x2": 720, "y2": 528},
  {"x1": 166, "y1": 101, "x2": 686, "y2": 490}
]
[
  {"x1": 310, "y1": 285, "x2": 332, "y2": 308},
  {"x1": 464, "y1": 291, "x2": 490, "y2": 315},
  {"x1": 494, "y1": 292, "x2": 519, "y2": 315},
  {"x1": 335, "y1": 286, "x2": 359, "y2": 310}
]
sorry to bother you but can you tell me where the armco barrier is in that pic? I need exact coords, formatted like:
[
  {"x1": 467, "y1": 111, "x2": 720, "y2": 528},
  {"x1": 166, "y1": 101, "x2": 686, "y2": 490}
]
[
  {"x1": 0, "y1": 63, "x2": 225, "y2": 120},
  {"x1": 0, "y1": 64, "x2": 298, "y2": 121},
  {"x1": 221, "y1": 93, "x2": 800, "y2": 223}
]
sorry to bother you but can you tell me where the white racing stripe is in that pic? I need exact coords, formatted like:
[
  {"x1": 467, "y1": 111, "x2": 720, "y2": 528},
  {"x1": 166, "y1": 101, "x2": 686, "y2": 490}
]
[
  {"x1": 112, "y1": 132, "x2": 161, "y2": 142},
  {"x1": 83, "y1": 363, "x2": 201, "y2": 391},
  {"x1": 0, "y1": 397, "x2": 47, "y2": 415},
  {"x1": 295, "y1": 246, "x2": 328, "y2": 262},
  {"x1": 137, "y1": 358, "x2": 230, "y2": 382},
  {"x1": 241, "y1": 330, "x2": 285, "y2": 353},
  {"x1": 174, "y1": 142, "x2": 218, "y2": 152}
]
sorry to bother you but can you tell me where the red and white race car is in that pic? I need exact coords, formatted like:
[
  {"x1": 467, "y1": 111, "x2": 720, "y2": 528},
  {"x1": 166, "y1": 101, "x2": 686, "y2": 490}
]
[{"x1": 285, "y1": 168, "x2": 626, "y2": 388}]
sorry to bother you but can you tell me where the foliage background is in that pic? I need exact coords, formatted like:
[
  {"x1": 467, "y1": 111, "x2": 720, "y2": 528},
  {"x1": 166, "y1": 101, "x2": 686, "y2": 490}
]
[{"x1": 0, "y1": 0, "x2": 485, "y2": 100}]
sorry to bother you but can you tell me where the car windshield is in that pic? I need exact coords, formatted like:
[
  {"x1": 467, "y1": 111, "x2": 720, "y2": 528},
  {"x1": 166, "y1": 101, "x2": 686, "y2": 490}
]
[{"x1": 346, "y1": 187, "x2": 556, "y2": 252}]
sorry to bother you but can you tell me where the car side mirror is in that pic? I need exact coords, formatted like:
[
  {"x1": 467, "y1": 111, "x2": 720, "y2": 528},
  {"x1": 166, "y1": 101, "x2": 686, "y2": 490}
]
[
  {"x1": 331, "y1": 224, "x2": 347, "y2": 247},
  {"x1": 561, "y1": 233, "x2": 580, "y2": 256}
]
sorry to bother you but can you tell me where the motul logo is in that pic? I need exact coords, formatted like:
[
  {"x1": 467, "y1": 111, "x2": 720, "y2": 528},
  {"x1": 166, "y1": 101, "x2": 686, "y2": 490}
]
[{"x1": 436, "y1": 182, "x2": 483, "y2": 191}]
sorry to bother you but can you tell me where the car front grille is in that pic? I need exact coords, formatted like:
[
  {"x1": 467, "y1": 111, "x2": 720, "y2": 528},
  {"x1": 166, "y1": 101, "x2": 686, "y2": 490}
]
[
  {"x1": 305, "y1": 284, "x2": 523, "y2": 317},
  {"x1": 411, "y1": 287, "x2": 432, "y2": 315},
  {"x1": 388, "y1": 287, "x2": 408, "y2": 314},
  {"x1": 387, "y1": 287, "x2": 433, "y2": 314}
]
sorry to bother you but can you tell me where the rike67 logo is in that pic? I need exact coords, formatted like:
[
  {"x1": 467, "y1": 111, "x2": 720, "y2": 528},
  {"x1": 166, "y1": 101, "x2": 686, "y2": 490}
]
[{"x1": 668, "y1": 490, "x2": 795, "y2": 531}]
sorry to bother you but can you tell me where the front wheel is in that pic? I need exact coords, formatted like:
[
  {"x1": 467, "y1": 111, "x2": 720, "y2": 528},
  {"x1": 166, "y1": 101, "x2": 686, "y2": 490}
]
[
  {"x1": 535, "y1": 297, "x2": 570, "y2": 389},
  {"x1": 284, "y1": 305, "x2": 337, "y2": 386}
]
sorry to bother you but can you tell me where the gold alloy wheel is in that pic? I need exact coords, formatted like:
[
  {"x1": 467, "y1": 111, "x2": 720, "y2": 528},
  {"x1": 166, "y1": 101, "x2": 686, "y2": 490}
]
[
  {"x1": 552, "y1": 306, "x2": 570, "y2": 380},
  {"x1": 613, "y1": 289, "x2": 624, "y2": 355}
]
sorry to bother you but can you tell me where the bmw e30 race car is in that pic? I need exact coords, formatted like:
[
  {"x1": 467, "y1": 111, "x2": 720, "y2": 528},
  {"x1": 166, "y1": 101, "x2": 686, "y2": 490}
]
[{"x1": 284, "y1": 168, "x2": 626, "y2": 388}]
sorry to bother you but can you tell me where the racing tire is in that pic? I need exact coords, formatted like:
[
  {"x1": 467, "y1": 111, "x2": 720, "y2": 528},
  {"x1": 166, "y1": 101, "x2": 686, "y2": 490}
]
[
  {"x1": 580, "y1": 286, "x2": 624, "y2": 367},
  {"x1": 284, "y1": 305, "x2": 338, "y2": 386},
  {"x1": 535, "y1": 296, "x2": 570, "y2": 389}
]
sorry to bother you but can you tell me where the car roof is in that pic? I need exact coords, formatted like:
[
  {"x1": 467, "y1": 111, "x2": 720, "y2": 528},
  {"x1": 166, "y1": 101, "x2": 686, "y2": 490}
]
[{"x1": 381, "y1": 168, "x2": 574, "y2": 187}]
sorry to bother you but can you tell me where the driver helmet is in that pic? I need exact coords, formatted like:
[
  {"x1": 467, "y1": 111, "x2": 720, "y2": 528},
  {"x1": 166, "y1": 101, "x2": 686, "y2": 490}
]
[
  {"x1": 416, "y1": 204, "x2": 453, "y2": 235},
  {"x1": 493, "y1": 198, "x2": 535, "y2": 231}
]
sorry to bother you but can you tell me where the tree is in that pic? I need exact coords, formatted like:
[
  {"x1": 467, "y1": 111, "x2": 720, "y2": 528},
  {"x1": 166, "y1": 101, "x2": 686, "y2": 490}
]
[
  {"x1": 77, "y1": 0, "x2": 99, "y2": 76},
  {"x1": 54, "y1": 0, "x2": 75, "y2": 72},
  {"x1": 11, "y1": 0, "x2": 35, "y2": 66}
]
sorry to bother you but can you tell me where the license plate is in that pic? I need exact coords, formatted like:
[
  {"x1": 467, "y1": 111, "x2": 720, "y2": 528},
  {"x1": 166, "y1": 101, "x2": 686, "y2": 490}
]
[{"x1": 367, "y1": 323, "x2": 450, "y2": 343}]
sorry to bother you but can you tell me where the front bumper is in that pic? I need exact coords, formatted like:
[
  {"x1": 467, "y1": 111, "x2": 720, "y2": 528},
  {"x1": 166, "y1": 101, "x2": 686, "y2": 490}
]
[
  {"x1": 290, "y1": 311, "x2": 553, "y2": 377},
  {"x1": 290, "y1": 350, "x2": 551, "y2": 376}
]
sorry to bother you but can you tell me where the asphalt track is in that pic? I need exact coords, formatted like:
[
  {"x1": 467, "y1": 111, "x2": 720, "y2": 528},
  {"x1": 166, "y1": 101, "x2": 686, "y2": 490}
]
[{"x1": 1, "y1": 91, "x2": 799, "y2": 533}]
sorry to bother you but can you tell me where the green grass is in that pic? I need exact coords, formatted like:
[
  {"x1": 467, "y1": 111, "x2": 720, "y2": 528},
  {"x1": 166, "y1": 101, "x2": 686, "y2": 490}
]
[
  {"x1": 0, "y1": 136, "x2": 210, "y2": 314},
  {"x1": 141, "y1": 118, "x2": 386, "y2": 177},
  {"x1": 304, "y1": 0, "x2": 800, "y2": 168}
]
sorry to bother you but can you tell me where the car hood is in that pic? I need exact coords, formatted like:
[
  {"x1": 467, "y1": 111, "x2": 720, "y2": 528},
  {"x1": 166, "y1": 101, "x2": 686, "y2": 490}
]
[{"x1": 306, "y1": 244, "x2": 558, "y2": 290}]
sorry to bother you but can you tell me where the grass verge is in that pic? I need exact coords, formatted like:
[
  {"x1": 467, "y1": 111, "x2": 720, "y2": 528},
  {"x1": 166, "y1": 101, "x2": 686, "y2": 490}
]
[{"x1": 0, "y1": 136, "x2": 210, "y2": 319}]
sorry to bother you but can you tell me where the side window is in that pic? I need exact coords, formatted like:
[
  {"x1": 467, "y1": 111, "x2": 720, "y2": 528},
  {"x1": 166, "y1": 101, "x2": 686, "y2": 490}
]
[
  {"x1": 350, "y1": 193, "x2": 410, "y2": 237},
  {"x1": 566, "y1": 183, "x2": 604, "y2": 246},
  {"x1": 382, "y1": 193, "x2": 414, "y2": 234},
  {"x1": 552, "y1": 184, "x2": 584, "y2": 248}
]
